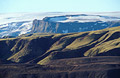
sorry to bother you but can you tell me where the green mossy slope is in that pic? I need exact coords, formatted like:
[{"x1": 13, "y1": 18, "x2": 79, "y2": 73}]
[{"x1": 0, "y1": 26, "x2": 120, "y2": 65}]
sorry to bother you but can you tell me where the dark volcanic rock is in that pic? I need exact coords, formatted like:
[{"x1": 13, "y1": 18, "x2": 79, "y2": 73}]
[{"x1": 31, "y1": 16, "x2": 120, "y2": 34}]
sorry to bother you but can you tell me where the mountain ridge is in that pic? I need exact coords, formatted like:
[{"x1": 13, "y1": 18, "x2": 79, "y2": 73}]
[
  {"x1": 0, "y1": 26, "x2": 120, "y2": 64},
  {"x1": 1, "y1": 12, "x2": 120, "y2": 37},
  {"x1": 0, "y1": 26, "x2": 120, "y2": 78},
  {"x1": 31, "y1": 16, "x2": 120, "y2": 34}
]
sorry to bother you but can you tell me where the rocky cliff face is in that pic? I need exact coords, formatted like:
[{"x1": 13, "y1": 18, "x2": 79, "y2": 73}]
[
  {"x1": 1, "y1": 12, "x2": 120, "y2": 38},
  {"x1": 31, "y1": 19, "x2": 60, "y2": 33},
  {"x1": 31, "y1": 15, "x2": 120, "y2": 34}
]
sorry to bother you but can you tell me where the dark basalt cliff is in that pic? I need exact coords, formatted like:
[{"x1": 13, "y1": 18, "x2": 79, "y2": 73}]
[
  {"x1": 0, "y1": 26, "x2": 120, "y2": 78},
  {"x1": 31, "y1": 16, "x2": 120, "y2": 34}
]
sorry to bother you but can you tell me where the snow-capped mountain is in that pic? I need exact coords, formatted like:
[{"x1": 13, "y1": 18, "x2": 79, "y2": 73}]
[
  {"x1": 31, "y1": 12, "x2": 120, "y2": 34},
  {"x1": 49, "y1": 14, "x2": 120, "y2": 23},
  {"x1": 0, "y1": 12, "x2": 120, "y2": 37},
  {"x1": 0, "y1": 12, "x2": 68, "y2": 37}
]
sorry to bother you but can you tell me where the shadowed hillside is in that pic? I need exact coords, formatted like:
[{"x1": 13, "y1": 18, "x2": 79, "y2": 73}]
[
  {"x1": 0, "y1": 57, "x2": 120, "y2": 78},
  {"x1": 0, "y1": 26, "x2": 120, "y2": 78}
]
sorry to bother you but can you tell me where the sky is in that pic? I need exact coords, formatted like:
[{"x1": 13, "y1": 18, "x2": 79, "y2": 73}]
[{"x1": 0, "y1": 0, "x2": 120, "y2": 13}]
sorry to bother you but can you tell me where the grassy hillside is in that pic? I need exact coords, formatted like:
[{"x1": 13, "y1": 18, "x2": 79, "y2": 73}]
[
  {"x1": 0, "y1": 27, "x2": 120, "y2": 64},
  {"x1": 0, "y1": 57, "x2": 120, "y2": 78},
  {"x1": 0, "y1": 26, "x2": 120, "y2": 64},
  {"x1": 0, "y1": 26, "x2": 120, "y2": 78}
]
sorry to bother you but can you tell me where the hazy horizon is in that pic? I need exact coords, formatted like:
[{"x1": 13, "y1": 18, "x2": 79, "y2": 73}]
[{"x1": 0, "y1": 0, "x2": 120, "y2": 13}]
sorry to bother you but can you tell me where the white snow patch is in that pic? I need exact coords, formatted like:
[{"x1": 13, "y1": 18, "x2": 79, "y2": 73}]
[
  {"x1": 101, "y1": 24, "x2": 106, "y2": 26},
  {"x1": 49, "y1": 13, "x2": 120, "y2": 23},
  {"x1": 62, "y1": 30, "x2": 68, "y2": 33},
  {"x1": 0, "y1": 12, "x2": 120, "y2": 37},
  {"x1": 50, "y1": 17, "x2": 67, "y2": 22}
]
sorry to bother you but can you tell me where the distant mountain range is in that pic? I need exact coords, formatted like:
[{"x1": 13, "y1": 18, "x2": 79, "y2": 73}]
[
  {"x1": 31, "y1": 16, "x2": 120, "y2": 33},
  {"x1": 0, "y1": 12, "x2": 120, "y2": 37}
]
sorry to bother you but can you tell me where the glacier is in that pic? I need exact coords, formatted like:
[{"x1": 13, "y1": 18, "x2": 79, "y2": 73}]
[{"x1": 0, "y1": 12, "x2": 120, "y2": 37}]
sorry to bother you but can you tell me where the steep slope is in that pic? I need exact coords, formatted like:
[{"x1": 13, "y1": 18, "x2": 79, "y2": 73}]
[
  {"x1": 0, "y1": 26, "x2": 120, "y2": 64},
  {"x1": 31, "y1": 16, "x2": 120, "y2": 33},
  {"x1": 36, "y1": 26, "x2": 120, "y2": 65},
  {"x1": 1, "y1": 12, "x2": 120, "y2": 37},
  {"x1": 0, "y1": 26, "x2": 120, "y2": 78},
  {"x1": 0, "y1": 12, "x2": 72, "y2": 37}
]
